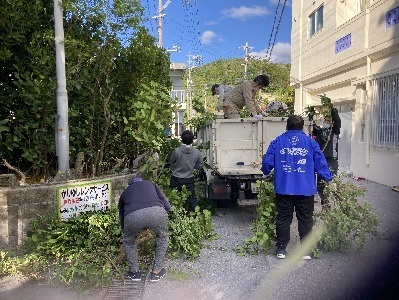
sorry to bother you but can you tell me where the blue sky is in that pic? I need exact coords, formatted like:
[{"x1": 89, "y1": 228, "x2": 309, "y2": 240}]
[{"x1": 139, "y1": 0, "x2": 292, "y2": 65}]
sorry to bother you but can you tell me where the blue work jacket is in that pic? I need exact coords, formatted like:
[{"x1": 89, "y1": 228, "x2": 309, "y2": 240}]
[{"x1": 261, "y1": 130, "x2": 332, "y2": 196}]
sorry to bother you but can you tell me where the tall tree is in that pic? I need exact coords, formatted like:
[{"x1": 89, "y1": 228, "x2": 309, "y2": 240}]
[{"x1": 0, "y1": 0, "x2": 174, "y2": 180}]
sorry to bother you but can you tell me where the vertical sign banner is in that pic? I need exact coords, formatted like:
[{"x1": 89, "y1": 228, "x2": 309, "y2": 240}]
[{"x1": 57, "y1": 180, "x2": 112, "y2": 220}]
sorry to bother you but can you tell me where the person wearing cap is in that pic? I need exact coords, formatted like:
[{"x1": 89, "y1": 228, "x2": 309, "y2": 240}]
[
  {"x1": 222, "y1": 75, "x2": 269, "y2": 119},
  {"x1": 118, "y1": 176, "x2": 171, "y2": 282},
  {"x1": 211, "y1": 84, "x2": 234, "y2": 111}
]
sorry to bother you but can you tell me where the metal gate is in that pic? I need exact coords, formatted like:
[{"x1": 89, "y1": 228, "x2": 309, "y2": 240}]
[{"x1": 371, "y1": 73, "x2": 399, "y2": 149}]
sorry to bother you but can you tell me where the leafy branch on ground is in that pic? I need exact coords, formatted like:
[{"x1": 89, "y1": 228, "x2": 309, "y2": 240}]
[
  {"x1": 314, "y1": 175, "x2": 378, "y2": 254},
  {"x1": 236, "y1": 180, "x2": 277, "y2": 255},
  {"x1": 237, "y1": 176, "x2": 378, "y2": 257},
  {"x1": 1, "y1": 209, "x2": 123, "y2": 289},
  {"x1": 0, "y1": 168, "x2": 214, "y2": 289}
]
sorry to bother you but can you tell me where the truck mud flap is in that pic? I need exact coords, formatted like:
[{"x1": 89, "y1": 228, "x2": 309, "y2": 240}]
[{"x1": 207, "y1": 182, "x2": 231, "y2": 200}]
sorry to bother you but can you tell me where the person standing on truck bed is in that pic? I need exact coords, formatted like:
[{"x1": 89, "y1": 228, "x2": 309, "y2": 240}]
[
  {"x1": 211, "y1": 84, "x2": 234, "y2": 111},
  {"x1": 261, "y1": 115, "x2": 332, "y2": 260},
  {"x1": 222, "y1": 75, "x2": 269, "y2": 119},
  {"x1": 170, "y1": 130, "x2": 205, "y2": 211}
]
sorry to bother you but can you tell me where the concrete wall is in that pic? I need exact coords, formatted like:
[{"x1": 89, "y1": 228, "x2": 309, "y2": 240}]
[{"x1": 0, "y1": 174, "x2": 133, "y2": 248}]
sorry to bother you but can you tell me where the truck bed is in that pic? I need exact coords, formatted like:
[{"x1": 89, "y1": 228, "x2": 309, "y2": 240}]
[{"x1": 197, "y1": 117, "x2": 288, "y2": 178}]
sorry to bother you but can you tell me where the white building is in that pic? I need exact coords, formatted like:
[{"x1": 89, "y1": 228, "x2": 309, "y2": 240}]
[
  {"x1": 169, "y1": 63, "x2": 186, "y2": 137},
  {"x1": 291, "y1": 0, "x2": 399, "y2": 187}
]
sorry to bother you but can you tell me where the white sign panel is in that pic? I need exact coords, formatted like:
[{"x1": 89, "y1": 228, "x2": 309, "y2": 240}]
[{"x1": 57, "y1": 180, "x2": 112, "y2": 220}]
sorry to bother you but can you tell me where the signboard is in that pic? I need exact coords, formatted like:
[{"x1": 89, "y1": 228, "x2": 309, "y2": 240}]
[{"x1": 57, "y1": 180, "x2": 112, "y2": 220}]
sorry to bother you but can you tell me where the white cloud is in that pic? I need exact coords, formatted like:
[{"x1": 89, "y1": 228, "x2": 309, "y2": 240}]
[
  {"x1": 200, "y1": 30, "x2": 218, "y2": 45},
  {"x1": 222, "y1": 6, "x2": 270, "y2": 21},
  {"x1": 204, "y1": 20, "x2": 218, "y2": 26},
  {"x1": 250, "y1": 42, "x2": 291, "y2": 63}
]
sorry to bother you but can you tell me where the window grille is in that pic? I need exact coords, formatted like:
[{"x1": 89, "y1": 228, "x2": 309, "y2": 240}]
[
  {"x1": 386, "y1": 6, "x2": 399, "y2": 29},
  {"x1": 371, "y1": 73, "x2": 399, "y2": 148}
]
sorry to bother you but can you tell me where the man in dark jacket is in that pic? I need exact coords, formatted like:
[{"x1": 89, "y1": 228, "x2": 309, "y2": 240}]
[
  {"x1": 170, "y1": 130, "x2": 204, "y2": 211},
  {"x1": 261, "y1": 115, "x2": 332, "y2": 260},
  {"x1": 312, "y1": 108, "x2": 341, "y2": 204},
  {"x1": 118, "y1": 177, "x2": 171, "y2": 282}
]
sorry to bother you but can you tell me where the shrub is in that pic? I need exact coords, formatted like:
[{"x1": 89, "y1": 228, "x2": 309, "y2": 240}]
[
  {"x1": 315, "y1": 175, "x2": 378, "y2": 252},
  {"x1": 237, "y1": 180, "x2": 277, "y2": 255}
]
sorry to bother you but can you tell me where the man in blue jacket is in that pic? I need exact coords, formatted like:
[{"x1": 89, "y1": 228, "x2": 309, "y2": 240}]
[{"x1": 261, "y1": 115, "x2": 332, "y2": 259}]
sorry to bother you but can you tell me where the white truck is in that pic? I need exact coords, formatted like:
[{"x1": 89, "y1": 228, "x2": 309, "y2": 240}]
[{"x1": 197, "y1": 117, "x2": 293, "y2": 207}]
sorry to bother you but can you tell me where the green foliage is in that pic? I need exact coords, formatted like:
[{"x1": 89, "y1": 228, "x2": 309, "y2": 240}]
[
  {"x1": 0, "y1": 0, "x2": 173, "y2": 180},
  {"x1": 319, "y1": 94, "x2": 334, "y2": 117},
  {"x1": 168, "y1": 206, "x2": 213, "y2": 260},
  {"x1": 236, "y1": 180, "x2": 277, "y2": 256},
  {"x1": 187, "y1": 112, "x2": 216, "y2": 132},
  {"x1": 1, "y1": 180, "x2": 214, "y2": 288},
  {"x1": 122, "y1": 81, "x2": 177, "y2": 151},
  {"x1": 304, "y1": 105, "x2": 317, "y2": 121},
  {"x1": 238, "y1": 176, "x2": 378, "y2": 257},
  {"x1": 0, "y1": 0, "x2": 57, "y2": 179},
  {"x1": 315, "y1": 176, "x2": 378, "y2": 252},
  {"x1": 0, "y1": 251, "x2": 47, "y2": 278},
  {"x1": 186, "y1": 59, "x2": 291, "y2": 115},
  {"x1": 1, "y1": 209, "x2": 123, "y2": 288},
  {"x1": 268, "y1": 85, "x2": 295, "y2": 116}
]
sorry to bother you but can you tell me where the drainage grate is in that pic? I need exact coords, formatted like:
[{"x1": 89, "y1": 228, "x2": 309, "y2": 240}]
[{"x1": 103, "y1": 274, "x2": 146, "y2": 300}]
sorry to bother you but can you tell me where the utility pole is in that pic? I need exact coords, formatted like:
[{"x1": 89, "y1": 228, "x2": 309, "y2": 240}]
[
  {"x1": 54, "y1": 0, "x2": 70, "y2": 173},
  {"x1": 153, "y1": 0, "x2": 171, "y2": 48},
  {"x1": 153, "y1": 1, "x2": 198, "y2": 50},
  {"x1": 186, "y1": 52, "x2": 203, "y2": 123},
  {"x1": 204, "y1": 84, "x2": 208, "y2": 111},
  {"x1": 239, "y1": 42, "x2": 253, "y2": 80}
]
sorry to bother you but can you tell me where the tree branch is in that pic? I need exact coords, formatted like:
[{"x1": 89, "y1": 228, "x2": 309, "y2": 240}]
[{"x1": 2, "y1": 159, "x2": 26, "y2": 185}]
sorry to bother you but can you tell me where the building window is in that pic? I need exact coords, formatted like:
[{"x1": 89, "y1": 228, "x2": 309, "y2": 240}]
[
  {"x1": 309, "y1": 5, "x2": 323, "y2": 37},
  {"x1": 371, "y1": 74, "x2": 399, "y2": 149},
  {"x1": 386, "y1": 6, "x2": 399, "y2": 29},
  {"x1": 336, "y1": 0, "x2": 367, "y2": 27}
]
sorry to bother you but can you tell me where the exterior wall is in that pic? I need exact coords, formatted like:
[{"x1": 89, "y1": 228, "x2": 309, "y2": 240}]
[
  {"x1": 291, "y1": 0, "x2": 399, "y2": 187},
  {"x1": 0, "y1": 174, "x2": 133, "y2": 248},
  {"x1": 169, "y1": 63, "x2": 186, "y2": 137}
]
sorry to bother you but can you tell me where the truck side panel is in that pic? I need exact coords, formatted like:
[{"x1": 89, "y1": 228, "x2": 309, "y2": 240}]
[{"x1": 197, "y1": 117, "x2": 288, "y2": 177}]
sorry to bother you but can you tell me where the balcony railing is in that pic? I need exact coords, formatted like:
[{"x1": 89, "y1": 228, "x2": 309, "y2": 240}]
[{"x1": 170, "y1": 89, "x2": 185, "y2": 104}]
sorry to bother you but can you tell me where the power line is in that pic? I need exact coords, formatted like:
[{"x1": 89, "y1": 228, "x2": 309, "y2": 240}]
[
  {"x1": 265, "y1": 0, "x2": 281, "y2": 59},
  {"x1": 267, "y1": 0, "x2": 288, "y2": 62}
]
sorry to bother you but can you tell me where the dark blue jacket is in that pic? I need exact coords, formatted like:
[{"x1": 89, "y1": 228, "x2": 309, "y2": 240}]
[
  {"x1": 261, "y1": 130, "x2": 332, "y2": 196},
  {"x1": 118, "y1": 178, "x2": 171, "y2": 230}
]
